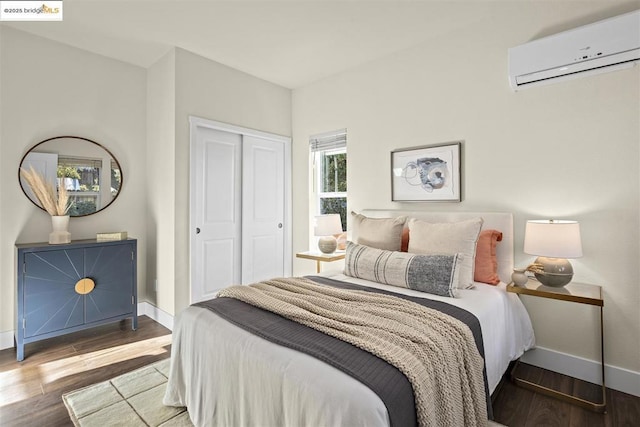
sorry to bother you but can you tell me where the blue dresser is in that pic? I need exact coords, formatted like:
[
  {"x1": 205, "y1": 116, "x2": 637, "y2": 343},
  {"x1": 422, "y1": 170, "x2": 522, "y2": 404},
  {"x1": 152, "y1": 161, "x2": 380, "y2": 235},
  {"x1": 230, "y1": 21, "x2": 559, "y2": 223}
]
[{"x1": 15, "y1": 239, "x2": 137, "y2": 361}]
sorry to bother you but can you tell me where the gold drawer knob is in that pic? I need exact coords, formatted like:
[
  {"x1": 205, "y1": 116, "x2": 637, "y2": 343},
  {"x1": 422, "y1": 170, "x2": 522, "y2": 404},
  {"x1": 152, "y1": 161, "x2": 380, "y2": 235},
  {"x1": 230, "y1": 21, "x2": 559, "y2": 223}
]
[{"x1": 75, "y1": 278, "x2": 95, "y2": 295}]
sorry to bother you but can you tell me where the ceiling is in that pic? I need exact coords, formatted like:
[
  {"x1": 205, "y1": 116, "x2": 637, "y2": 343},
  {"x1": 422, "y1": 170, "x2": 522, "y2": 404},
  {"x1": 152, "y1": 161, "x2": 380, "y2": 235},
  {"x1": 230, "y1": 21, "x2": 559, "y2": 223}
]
[{"x1": 2, "y1": 1, "x2": 631, "y2": 89}]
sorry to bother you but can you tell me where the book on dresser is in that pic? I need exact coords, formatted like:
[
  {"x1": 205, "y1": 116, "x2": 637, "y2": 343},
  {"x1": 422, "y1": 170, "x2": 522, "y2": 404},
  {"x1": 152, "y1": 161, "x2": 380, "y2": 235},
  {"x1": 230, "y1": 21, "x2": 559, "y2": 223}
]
[
  {"x1": 96, "y1": 231, "x2": 128, "y2": 241},
  {"x1": 15, "y1": 238, "x2": 137, "y2": 361}
]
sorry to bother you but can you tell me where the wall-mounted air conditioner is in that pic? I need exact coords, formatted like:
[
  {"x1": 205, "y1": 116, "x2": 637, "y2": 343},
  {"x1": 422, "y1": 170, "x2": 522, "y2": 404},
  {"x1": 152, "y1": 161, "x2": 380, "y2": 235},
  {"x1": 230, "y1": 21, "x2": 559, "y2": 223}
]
[{"x1": 508, "y1": 10, "x2": 640, "y2": 90}]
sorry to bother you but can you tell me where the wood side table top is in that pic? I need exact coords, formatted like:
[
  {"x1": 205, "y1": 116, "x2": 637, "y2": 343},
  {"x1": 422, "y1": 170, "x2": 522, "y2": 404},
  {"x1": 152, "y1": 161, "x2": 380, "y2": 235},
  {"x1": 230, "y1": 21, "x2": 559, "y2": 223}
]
[
  {"x1": 507, "y1": 279, "x2": 602, "y2": 306},
  {"x1": 296, "y1": 251, "x2": 346, "y2": 262}
]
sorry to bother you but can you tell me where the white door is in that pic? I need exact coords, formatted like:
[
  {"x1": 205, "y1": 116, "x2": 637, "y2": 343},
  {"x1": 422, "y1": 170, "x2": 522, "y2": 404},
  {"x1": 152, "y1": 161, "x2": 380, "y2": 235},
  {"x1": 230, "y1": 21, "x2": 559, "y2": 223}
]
[
  {"x1": 242, "y1": 136, "x2": 285, "y2": 284},
  {"x1": 191, "y1": 127, "x2": 242, "y2": 303},
  {"x1": 21, "y1": 152, "x2": 58, "y2": 205},
  {"x1": 190, "y1": 117, "x2": 291, "y2": 303}
]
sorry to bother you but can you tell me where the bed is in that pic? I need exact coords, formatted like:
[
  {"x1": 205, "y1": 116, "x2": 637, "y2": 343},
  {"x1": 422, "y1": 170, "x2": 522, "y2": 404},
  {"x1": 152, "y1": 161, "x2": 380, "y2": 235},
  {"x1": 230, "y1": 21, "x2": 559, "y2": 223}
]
[{"x1": 164, "y1": 211, "x2": 535, "y2": 426}]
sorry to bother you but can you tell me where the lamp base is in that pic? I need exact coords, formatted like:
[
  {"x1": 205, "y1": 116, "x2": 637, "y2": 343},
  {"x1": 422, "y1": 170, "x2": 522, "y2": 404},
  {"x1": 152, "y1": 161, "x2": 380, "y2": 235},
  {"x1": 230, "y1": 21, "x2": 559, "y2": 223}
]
[
  {"x1": 533, "y1": 256, "x2": 574, "y2": 287},
  {"x1": 318, "y1": 236, "x2": 337, "y2": 254}
]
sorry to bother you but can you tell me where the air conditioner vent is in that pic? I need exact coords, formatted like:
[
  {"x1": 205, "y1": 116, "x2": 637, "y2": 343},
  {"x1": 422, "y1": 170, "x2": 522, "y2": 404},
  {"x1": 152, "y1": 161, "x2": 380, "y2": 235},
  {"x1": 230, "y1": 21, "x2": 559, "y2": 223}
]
[{"x1": 508, "y1": 10, "x2": 640, "y2": 90}]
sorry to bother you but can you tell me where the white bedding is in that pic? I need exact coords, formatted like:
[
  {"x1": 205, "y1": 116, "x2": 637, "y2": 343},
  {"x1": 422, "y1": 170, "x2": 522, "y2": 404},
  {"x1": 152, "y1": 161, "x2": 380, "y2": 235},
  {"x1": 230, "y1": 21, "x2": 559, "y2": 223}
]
[{"x1": 163, "y1": 274, "x2": 535, "y2": 426}]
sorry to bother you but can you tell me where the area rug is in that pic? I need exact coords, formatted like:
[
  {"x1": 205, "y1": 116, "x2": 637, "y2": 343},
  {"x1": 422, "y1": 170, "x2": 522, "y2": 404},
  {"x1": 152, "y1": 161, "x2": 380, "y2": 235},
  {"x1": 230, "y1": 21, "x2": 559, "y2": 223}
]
[
  {"x1": 62, "y1": 358, "x2": 193, "y2": 427},
  {"x1": 63, "y1": 358, "x2": 506, "y2": 426}
]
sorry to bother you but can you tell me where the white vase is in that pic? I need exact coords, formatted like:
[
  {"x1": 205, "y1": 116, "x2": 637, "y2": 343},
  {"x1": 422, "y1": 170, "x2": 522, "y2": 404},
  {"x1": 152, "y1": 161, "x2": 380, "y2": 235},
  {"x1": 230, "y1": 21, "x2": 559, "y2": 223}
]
[
  {"x1": 511, "y1": 268, "x2": 528, "y2": 286},
  {"x1": 49, "y1": 215, "x2": 71, "y2": 244}
]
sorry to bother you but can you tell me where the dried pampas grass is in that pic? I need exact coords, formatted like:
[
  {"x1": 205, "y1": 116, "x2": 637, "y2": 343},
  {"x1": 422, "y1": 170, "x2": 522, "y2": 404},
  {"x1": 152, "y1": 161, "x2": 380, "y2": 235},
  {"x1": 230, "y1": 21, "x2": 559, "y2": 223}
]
[{"x1": 20, "y1": 166, "x2": 71, "y2": 216}]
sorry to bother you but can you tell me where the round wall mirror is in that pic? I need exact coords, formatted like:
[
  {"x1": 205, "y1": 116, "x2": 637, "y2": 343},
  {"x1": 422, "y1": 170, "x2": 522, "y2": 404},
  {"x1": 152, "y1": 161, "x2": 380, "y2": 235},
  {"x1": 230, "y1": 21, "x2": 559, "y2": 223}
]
[{"x1": 19, "y1": 136, "x2": 123, "y2": 217}]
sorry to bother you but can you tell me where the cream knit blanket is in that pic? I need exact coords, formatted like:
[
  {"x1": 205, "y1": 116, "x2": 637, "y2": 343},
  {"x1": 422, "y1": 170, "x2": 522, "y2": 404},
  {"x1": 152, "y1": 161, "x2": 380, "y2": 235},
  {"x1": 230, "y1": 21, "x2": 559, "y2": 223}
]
[{"x1": 217, "y1": 277, "x2": 488, "y2": 427}]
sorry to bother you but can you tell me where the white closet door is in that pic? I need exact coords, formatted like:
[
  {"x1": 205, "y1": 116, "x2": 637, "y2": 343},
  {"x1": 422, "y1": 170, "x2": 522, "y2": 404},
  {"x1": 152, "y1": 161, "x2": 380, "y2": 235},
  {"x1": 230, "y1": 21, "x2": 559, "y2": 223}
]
[
  {"x1": 191, "y1": 127, "x2": 242, "y2": 303},
  {"x1": 241, "y1": 135, "x2": 285, "y2": 284}
]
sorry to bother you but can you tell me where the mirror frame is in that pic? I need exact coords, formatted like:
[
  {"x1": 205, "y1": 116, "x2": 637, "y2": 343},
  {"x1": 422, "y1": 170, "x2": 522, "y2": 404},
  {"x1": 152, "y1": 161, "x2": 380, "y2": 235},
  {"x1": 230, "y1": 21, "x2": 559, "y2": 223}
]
[{"x1": 18, "y1": 135, "x2": 124, "y2": 217}]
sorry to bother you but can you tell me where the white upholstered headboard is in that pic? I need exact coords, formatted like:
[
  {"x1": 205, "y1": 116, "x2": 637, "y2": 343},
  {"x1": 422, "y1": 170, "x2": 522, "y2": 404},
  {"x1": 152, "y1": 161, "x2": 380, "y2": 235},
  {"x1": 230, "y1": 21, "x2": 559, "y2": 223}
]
[{"x1": 361, "y1": 210, "x2": 514, "y2": 284}]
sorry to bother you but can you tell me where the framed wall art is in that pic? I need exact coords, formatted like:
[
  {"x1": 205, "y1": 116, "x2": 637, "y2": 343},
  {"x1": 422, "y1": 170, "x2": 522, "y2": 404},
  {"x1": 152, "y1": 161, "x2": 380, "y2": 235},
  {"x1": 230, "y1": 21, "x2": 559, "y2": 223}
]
[{"x1": 391, "y1": 141, "x2": 461, "y2": 202}]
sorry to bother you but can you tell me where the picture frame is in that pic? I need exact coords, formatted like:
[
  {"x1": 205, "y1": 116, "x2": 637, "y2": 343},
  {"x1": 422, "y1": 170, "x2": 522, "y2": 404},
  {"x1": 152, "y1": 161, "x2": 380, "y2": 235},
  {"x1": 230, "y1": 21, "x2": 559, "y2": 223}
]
[{"x1": 391, "y1": 141, "x2": 461, "y2": 202}]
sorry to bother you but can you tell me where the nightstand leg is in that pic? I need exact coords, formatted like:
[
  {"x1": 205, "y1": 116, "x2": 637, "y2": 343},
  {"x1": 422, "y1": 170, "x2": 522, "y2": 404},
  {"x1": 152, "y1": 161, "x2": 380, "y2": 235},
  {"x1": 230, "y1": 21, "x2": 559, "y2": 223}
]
[
  {"x1": 599, "y1": 305, "x2": 607, "y2": 412},
  {"x1": 510, "y1": 305, "x2": 606, "y2": 413},
  {"x1": 316, "y1": 261, "x2": 321, "y2": 274}
]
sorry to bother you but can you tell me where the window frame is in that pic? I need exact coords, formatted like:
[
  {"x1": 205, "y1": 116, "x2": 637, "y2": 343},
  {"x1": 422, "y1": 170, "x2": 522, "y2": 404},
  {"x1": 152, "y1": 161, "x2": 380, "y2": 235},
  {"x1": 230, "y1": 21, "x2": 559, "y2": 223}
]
[
  {"x1": 310, "y1": 128, "x2": 347, "y2": 241},
  {"x1": 315, "y1": 146, "x2": 347, "y2": 220}
]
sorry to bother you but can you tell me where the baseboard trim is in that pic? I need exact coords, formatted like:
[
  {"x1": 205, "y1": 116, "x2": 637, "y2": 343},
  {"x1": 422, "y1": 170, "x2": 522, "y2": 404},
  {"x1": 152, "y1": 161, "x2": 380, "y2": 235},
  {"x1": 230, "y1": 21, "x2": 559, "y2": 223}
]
[
  {"x1": 0, "y1": 330, "x2": 14, "y2": 351},
  {"x1": 137, "y1": 301, "x2": 174, "y2": 331},
  {"x1": 521, "y1": 346, "x2": 640, "y2": 397}
]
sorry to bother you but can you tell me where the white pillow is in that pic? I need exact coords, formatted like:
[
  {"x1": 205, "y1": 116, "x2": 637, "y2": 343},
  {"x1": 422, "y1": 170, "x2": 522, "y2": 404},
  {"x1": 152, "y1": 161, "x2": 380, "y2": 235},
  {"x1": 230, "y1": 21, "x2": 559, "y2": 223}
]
[
  {"x1": 407, "y1": 217, "x2": 483, "y2": 289},
  {"x1": 351, "y1": 212, "x2": 406, "y2": 251}
]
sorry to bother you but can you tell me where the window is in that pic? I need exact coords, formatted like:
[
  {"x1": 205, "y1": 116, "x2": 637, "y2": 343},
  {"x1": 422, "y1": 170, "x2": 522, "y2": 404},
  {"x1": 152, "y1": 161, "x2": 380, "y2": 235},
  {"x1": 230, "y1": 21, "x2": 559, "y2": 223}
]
[
  {"x1": 310, "y1": 129, "x2": 347, "y2": 231},
  {"x1": 58, "y1": 156, "x2": 102, "y2": 216}
]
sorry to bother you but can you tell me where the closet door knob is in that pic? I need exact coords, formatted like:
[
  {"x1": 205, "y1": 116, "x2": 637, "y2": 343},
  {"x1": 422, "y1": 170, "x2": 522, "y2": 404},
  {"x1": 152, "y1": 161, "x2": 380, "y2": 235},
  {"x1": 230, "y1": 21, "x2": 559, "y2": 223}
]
[
  {"x1": 278, "y1": 223, "x2": 283, "y2": 229},
  {"x1": 196, "y1": 227, "x2": 201, "y2": 234}
]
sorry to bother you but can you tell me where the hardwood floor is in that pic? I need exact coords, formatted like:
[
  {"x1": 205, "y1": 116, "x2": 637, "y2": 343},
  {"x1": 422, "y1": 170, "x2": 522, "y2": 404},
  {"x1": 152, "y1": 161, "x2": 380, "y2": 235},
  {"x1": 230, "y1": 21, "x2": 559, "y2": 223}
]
[
  {"x1": 492, "y1": 363, "x2": 640, "y2": 426},
  {"x1": 0, "y1": 316, "x2": 171, "y2": 426},
  {"x1": 0, "y1": 315, "x2": 638, "y2": 426}
]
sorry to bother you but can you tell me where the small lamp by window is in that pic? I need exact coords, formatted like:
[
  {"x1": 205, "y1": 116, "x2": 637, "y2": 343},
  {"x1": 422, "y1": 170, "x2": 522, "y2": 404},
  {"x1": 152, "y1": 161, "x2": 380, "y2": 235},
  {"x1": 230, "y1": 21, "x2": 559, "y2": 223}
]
[
  {"x1": 524, "y1": 219, "x2": 583, "y2": 287},
  {"x1": 314, "y1": 214, "x2": 343, "y2": 254}
]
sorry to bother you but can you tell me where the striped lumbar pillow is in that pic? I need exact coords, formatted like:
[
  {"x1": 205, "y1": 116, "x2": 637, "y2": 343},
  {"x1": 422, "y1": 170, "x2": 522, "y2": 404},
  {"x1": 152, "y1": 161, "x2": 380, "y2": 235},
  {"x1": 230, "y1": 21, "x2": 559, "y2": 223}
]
[{"x1": 344, "y1": 241, "x2": 461, "y2": 297}]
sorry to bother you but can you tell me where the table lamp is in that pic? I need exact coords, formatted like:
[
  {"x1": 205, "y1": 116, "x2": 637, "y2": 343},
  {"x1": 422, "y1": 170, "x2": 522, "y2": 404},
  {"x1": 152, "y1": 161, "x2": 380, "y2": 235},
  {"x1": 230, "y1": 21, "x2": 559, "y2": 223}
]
[
  {"x1": 524, "y1": 219, "x2": 583, "y2": 287},
  {"x1": 314, "y1": 214, "x2": 343, "y2": 254}
]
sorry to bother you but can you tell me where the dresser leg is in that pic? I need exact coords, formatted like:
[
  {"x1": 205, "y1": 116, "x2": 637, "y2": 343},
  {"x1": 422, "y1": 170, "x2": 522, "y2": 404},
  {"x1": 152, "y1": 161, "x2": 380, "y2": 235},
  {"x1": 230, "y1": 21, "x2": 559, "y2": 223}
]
[{"x1": 16, "y1": 342, "x2": 24, "y2": 362}]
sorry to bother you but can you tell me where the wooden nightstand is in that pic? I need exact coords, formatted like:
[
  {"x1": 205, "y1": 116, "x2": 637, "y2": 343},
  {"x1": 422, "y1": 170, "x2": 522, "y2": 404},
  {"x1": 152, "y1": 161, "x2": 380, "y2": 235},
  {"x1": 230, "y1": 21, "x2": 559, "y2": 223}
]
[
  {"x1": 507, "y1": 279, "x2": 606, "y2": 413},
  {"x1": 296, "y1": 251, "x2": 345, "y2": 273}
]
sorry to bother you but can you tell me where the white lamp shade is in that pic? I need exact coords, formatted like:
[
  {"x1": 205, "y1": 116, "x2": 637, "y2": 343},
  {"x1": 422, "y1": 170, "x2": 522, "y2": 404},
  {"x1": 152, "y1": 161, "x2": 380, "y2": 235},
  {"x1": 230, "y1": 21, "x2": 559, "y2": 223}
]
[
  {"x1": 314, "y1": 214, "x2": 343, "y2": 236},
  {"x1": 524, "y1": 220, "x2": 583, "y2": 258}
]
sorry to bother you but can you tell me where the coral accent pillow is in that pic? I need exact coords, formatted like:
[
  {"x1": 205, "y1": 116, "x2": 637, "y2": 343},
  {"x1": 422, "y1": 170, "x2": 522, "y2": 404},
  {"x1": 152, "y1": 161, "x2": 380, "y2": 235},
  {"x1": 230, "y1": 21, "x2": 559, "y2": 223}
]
[
  {"x1": 400, "y1": 228, "x2": 410, "y2": 252},
  {"x1": 474, "y1": 229, "x2": 503, "y2": 285}
]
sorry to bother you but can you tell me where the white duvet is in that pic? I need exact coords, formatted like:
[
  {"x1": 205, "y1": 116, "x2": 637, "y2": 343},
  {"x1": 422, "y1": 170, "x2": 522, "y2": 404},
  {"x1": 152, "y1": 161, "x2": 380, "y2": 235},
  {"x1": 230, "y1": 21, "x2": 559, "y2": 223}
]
[{"x1": 164, "y1": 274, "x2": 535, "y2": 426}]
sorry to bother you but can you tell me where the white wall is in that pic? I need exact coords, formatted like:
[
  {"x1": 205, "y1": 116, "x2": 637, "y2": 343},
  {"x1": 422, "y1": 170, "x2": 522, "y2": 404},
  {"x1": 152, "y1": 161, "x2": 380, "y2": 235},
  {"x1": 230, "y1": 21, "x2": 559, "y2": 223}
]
[
  {"x1": 0, "y1": 28, "x2": 148, "y2": 335},
  {"x1": 146, "y1": 49, "x2": 176, "y2": 314},
  {"x1": 292, "y1": 3, "x2": 640, "y2": 376},
  {"x1": 147, "y1": 48, "x2": 292, "y2": 315}
]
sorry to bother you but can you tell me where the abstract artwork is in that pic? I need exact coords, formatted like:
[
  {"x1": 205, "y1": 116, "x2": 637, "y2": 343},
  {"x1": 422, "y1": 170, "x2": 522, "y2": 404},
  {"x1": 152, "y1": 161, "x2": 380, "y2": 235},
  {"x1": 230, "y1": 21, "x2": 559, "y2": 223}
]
[{"x1": 391, "y1": 142, "x2": 461, "y2": 202}]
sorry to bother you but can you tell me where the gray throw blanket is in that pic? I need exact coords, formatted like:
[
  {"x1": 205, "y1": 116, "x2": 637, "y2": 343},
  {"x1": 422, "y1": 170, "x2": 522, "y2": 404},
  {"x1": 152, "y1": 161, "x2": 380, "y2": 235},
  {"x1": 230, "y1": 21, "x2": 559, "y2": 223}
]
[{"x1": 218, "y1": 277, "x2": 488, "y2": 427}]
